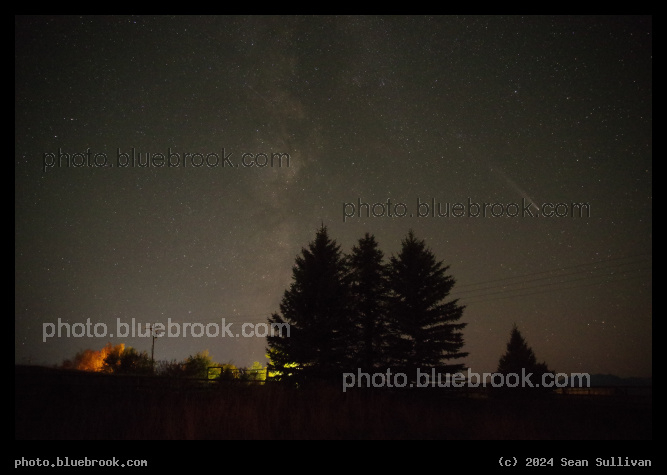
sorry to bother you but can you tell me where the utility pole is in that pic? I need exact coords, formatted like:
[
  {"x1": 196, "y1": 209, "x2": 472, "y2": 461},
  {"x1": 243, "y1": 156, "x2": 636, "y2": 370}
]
[{"x1": 148, "y1": 323, "x2": 164, "y2": 373}]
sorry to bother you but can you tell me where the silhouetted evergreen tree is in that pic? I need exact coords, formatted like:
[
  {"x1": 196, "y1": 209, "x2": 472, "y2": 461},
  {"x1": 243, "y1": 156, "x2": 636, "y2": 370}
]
[
  {"x1": 347, "y1": 233, "x2": 389, "y2": 371},
  {"x1": 267, "y1": 225, "x2": 353, "y2": 384},
  {"x1": 385, "y1": 230, "x2": 467, "y2": 381},
  {"x1": 496, "y1": 324, "x2": 554, "y2": 396}
]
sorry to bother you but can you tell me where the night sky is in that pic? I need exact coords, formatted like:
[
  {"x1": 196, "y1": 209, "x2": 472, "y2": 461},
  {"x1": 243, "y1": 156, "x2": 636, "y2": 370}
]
[{"x1": 15, "y1": 15, "x2": 652, "y2": 378}]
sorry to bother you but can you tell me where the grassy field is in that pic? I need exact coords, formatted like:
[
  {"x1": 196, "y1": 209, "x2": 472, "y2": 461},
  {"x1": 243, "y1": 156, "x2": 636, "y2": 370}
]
[{"x1": 15, "y1": 365, "x2": 651, "y2": 440}]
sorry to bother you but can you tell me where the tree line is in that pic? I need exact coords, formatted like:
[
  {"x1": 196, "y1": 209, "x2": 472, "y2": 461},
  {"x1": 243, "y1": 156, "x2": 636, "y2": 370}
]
[
  {"x1": 62, "y1": 344, "x2": 265, "y2": 381},
  {"x1": 59, "y1": 224, "x2": 553, "y2": 392},
  {"x1": 266, "y1": 226, "x2": 468, "y2": 385}
]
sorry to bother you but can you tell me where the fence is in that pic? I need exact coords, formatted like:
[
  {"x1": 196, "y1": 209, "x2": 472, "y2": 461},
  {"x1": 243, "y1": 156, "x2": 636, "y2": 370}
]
[{"x1": 206, "y1": 366, "x2": 268, "y2": 383}]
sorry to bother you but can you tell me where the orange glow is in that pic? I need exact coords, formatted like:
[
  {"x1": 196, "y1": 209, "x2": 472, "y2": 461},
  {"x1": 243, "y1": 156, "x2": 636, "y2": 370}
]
[{"x1": 70, "y1": 343, "x2": 125, "y2": 372}]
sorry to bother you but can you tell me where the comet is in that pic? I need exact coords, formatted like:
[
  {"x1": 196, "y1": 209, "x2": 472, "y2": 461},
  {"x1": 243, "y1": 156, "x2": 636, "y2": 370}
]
[{"x1": 490, "y1": 165, "x2": 541, "y2": 214}]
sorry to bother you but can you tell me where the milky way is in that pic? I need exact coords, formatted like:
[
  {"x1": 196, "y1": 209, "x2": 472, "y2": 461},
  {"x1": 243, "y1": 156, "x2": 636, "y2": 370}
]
[{"x1": 15, "y1": 16, "x2": 651, "y2": 377}]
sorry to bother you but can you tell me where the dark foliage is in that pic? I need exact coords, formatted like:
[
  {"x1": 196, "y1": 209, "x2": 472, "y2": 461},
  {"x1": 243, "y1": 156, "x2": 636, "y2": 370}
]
[
  {"x1": 267, "y1": 225, "x2": 354, "y2": 384},
  {"x1": 385, "y1": 230, "x2": 468, "y2": 381},
  {"x1": 347, "y1": 233, "x2": 390, "y2": 371},
  {"x1": 495, "y1": 324, "x2": 554, "y2": 397},
  {"x1": 268, "y1": 227, "x2": 468, "y2": 385}
]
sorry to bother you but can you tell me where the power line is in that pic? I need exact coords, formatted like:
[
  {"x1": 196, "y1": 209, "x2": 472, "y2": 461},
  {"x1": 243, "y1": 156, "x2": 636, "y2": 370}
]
[
  {"x1": 452, "y1": 263, "x2": 651, "y2": 299},
  {"x1": 452, "y1": 262, "x2": 652, "y2": 294},
  {"x1": 453, "y1": 253, "x2": 651, "y2": 290},
  {"x1": 142, "y1": 254, "x2": 652, "y2": 321},
  {"x1": 460, "y1": 268, "x2": 651, "y2": 305}
]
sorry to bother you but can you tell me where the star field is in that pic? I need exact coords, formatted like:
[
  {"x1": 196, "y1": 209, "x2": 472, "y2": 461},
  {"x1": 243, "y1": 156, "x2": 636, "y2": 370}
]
[{"x1": 15, "y1": 15, "x2": 651, "y2": 377}]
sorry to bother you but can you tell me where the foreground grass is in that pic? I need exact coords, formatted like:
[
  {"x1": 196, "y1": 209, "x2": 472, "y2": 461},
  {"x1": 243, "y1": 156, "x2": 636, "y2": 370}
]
[{"x1": 15, "y1": 366, "x2": 651, "y2": 440}]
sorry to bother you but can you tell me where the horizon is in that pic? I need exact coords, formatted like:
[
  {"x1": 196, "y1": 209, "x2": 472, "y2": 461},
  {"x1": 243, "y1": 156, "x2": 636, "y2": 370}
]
[{"x1": 16, "y1": 16, "x2": 652, "y2": 381}]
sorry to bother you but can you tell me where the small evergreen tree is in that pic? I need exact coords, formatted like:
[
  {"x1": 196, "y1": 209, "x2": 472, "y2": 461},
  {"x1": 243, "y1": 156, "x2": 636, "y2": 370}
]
[{"x1": 496, "y1": 325, "x2": 553, "y2": 395}]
